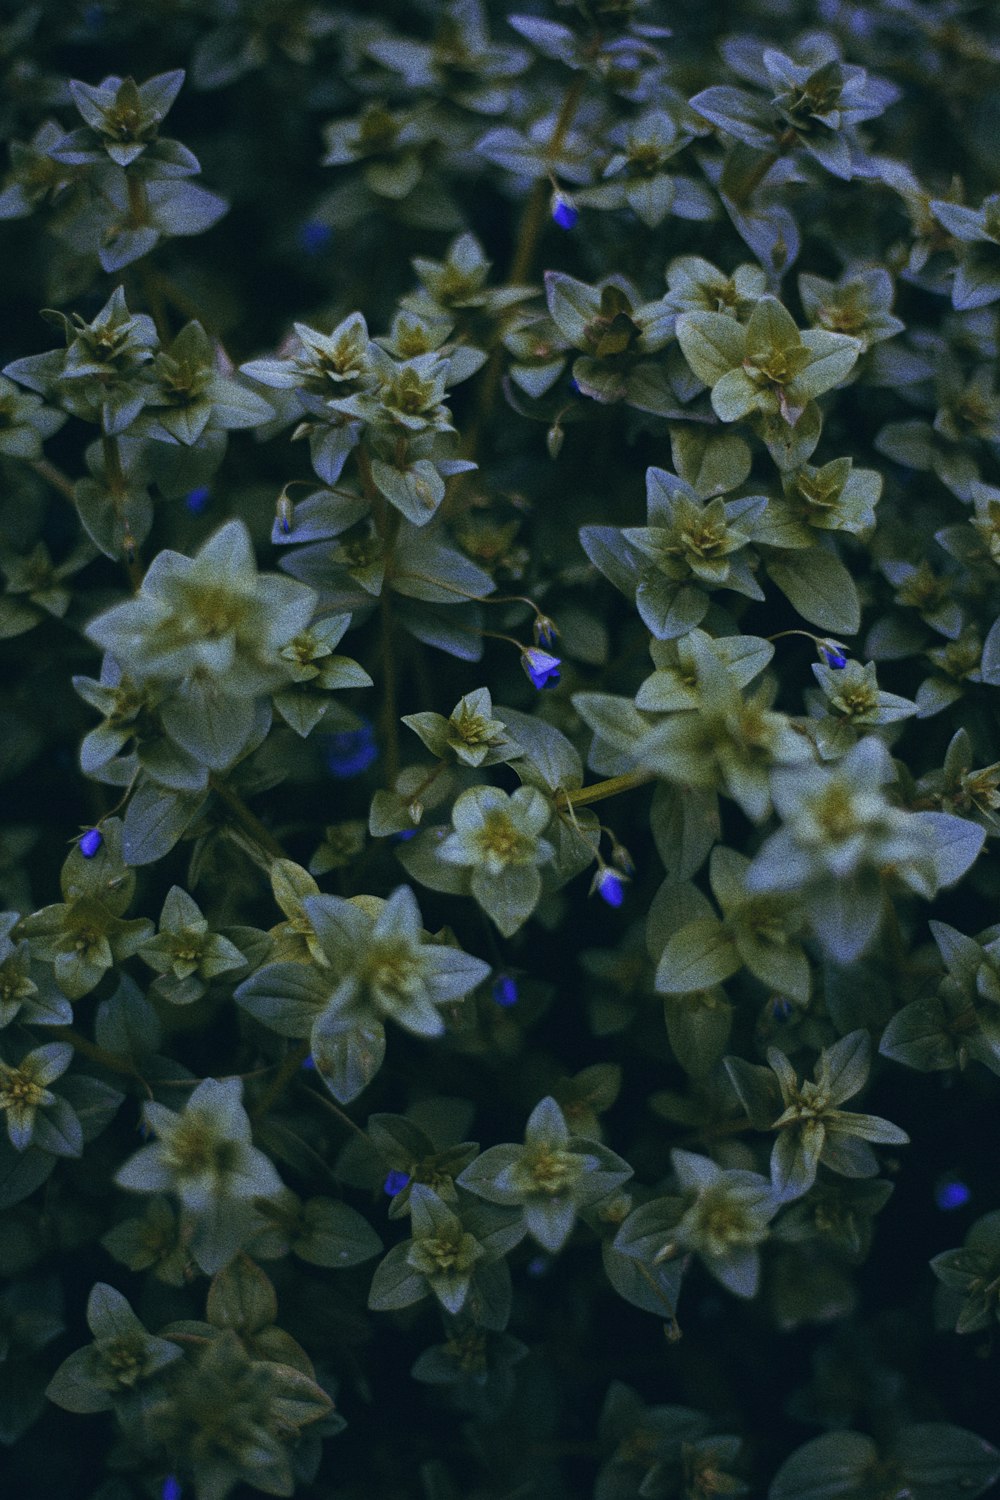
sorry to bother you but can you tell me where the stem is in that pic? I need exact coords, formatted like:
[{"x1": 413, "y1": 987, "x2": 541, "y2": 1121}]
[
  {"x1": 296, "y1": 1076, "x2": 371, "y2": 1143},
  {"x1": 508, "y1": 73, "x2": 587, "y2": 288},
  {"x1": 249, "y1": 1039, "x2": 310, "y2": 1123},
  {"x1": 48, "y1": 1026, "x2": 151, "y2": 1096},
  {"x1": 30, "y1": 457, "x2": 77, "y2": 505},
  {"x1": 102, "y1": 433, "x2": 144, "y2": 591},
  {"x1": 461, "y1": 71, "x2": 587, "y2": 463},
  {"x1": 356, "y1": 445, "x2": 402, "y2": 787},
  {"x1": 556, "y1": 768, "x2": 656, "y2": 809},
  {"x1": 379, "y1": 588, "x2": 400, "y2": 787},
  {"x1": 208, "y1": 772, "x2": 288, "y2": 863}
]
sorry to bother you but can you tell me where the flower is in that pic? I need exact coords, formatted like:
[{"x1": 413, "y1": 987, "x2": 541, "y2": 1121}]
[
  {"x1": 521, "y1": 646, "x2": 561, "y2": 690},
  {"x1": 322, "y1": 720, "x2": 378, "y2": 778},
  {"x1": 162, "y1": 1478, "x2": 182, "y2": 1500},
  {"x1": 185, "y1": 486, "x2": 210, "y2": 513},
  {"x1": 79, "y1": 828, "x2": 103, "y2": 858},
  {"x1": 551, "y1": 191, "x2": 579, "y2": 231},
  {"x1": 820, "y1": 646, "x2": 848, "y2": 668},
  {"x1": 384, "y1": 1169, "x2": 411, "y2": 1196},
  {"x1": 492, "y1": 974, "x2": 519, "y2": 1007},
  {"x1": 533, "y1": 614, "x2": 559, "y2": 648},
  {"x1": 591, "y1": 867, "x2": 626, "y2": 908},
  {"x1": 935, "y1": 1177, "x2": 971, "y2": 1211}
]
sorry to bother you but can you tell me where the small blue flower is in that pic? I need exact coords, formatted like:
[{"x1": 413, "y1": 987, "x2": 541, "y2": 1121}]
[
  {"x1": 591, "y1": 867, "x2": 625, "y2": 908},
  {"x1": 820, "y1": 644, "x2": 848, "y2": 668},
  {"x1": 79, "y1": 828, "x2": 103, "y2": 858},
  {"x1": 299, "y1": 220, "x2": 333, "y2": 255},
  {"x1": 935, "y1": 1177, "x2": 971, "y2": 1211},
  {"x1": 162, "y1": 1478, "x2": 182, "y2": 1500},
  {"x1": 300, "y1": 1053, "x2": 316, "y2": 1071},
  {"x1": 772, "y1": 997, "x2": 794, "y2": 1022},
  {"x1": 492, "y1": 974, "x2": 519, "y2": 1007},
  {"x1": 533, "y1": 615, "x2": 559, "y2": 649},
  {"x1": 384, "y1": 1169, "x2": 410, "y2": 1196},
  {"x1": 391, "y1": 828, "x2": 417, "y2": 843},
  {"x1": 551, "y1": 191, "x2": 579, "y2": 231},
  {"x1": 521, "y1": 646, "x2": 561, "y2": 690},
  {"x1": 526, "y1": 1254, "x2": 550, "y2": 1277},
  {"x1": 322, "y1": 720, "x2": 378, "y2": 778},
  {"x1": 185, "y1": 487, "x2": 211, "y2": 514}
]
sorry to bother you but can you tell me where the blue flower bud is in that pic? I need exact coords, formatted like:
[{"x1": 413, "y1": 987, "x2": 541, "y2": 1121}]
[
  {"x1": 321, "y1": 720, "x2": 378, "y2": 778},
  {"x1": 185, "y1": 487, "x2": 211, "y2": 514},
  {"x1": 300, "y1": 1053, "x2": 316, "y2": 1071},
  {"x1": 79, "y1": 828, "x2": 102, "y2": 858},
  {"x1": 591, "y1": 867, "x2": 625, "y2": 908},
  {"x1": 162, "y1": 1478, "x2": 182, "y2": 1500},
  {"x1": 533, "y1": 615, "x2": 559, "y2": 649},
  {"x1": 299, "y1": 220, "x2": 333, "y2": 255},
  {"x1": 820, "y1": 645, "x2": 847, "y2": 668},
  {"x1": 521, "y1": 646, "x2": 561, "y2": 690},
  {"x1": 772, "y1": 997, "x2": 794, "y2": 1022},
  {"x1": 551, "y1": 191, "x2": 579, "y2": 231},
  {"x1": 492, "y1": 974, "x2": 519, "y2": 1007},
  {"x1": 384, "y1": 1169, "x2": 410, "y2": 1196},
  {"x1": 934, "y1": 1176, "x2": 971, "y2": 1211}
]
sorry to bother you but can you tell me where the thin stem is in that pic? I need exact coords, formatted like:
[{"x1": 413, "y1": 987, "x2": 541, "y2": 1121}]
[
  {"x1": 102, "y1": 433, "x2": 144, "y2": 590},
  {"x1": 30, "y1": 457, "x2": 77, "y2": 505},
  {"x1": 48, "y1": 1026, "x2": 151, "y2": 1097},
  {"x1": 296, "y1": 1076, "x2": 371, "y2": 1143},
  {"x1": 461, "y1": 72, "x2": 586, "y2": 463},
  {"x1": 357, "y1": 444, "x2": 402, "y2": 787},
  {"x1": 249, "y1": 1039, "x2": 311, "y2": 1123},
  {"x1": 208, "y1": 772, "x2": 288, "y2": 863},
  {"x1": 508, "y1": 73, "x2": 587, "y2": 288},
  {"x1": 556, "y1": 768, "x2": 656, "y2": 809}
]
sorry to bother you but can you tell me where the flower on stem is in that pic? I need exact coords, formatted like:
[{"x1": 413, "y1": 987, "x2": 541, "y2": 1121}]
[
  {"x1": 819, "y1": 639, "x2": 848, "y2": 668},
  {"x1": 521, "y1": 646, "x2": 561, "y2": 690},
  {"x1": 533, "y1": 614, "x2": 559, "y2": 649},
  {"x1": 79, "y1": 828, "x2": 103, "y2": 858},
  {"x1": 591, "y1": 864, "x2": 627, "y2": 908},
  {"x1": 492, "y1": 974, "x2": 519, "y2": 1007},
  {"x1": 551, "y1": 189, "x2": 579, "y2": 231}
]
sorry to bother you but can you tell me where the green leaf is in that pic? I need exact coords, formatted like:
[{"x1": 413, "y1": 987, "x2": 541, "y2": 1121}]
[
  {"x1": 293, "y1": 1197, "x2": 383, "y2": 1268},
  {"x1": 675, "y1": 311, "x2": 747, "y2": 385},
  {"x1": 765, "y1": 547, "x2": 861, "y2": 634},
  {"x1": 122, "y1": 780, "x2": 207, "y2": 865},
  {"x1": 769, "y1": 1431, "x2": 879, "y2": 1500},
  {"x1": 311, "y1": 1013, "x2": 386, "y2": 1104},
  {"x1": 368, "y1": 1241, "x2": 428, "y2": 1311},
  {"x1": 654, "y1": 918, "x2": 741, "y2": 993},
  {"x1": 207, "y1": 1254, "x2": 278, "y2": 1334},
  {"x1": 893, "y1": 1423, "x2": 1000, "y2": 1500}
]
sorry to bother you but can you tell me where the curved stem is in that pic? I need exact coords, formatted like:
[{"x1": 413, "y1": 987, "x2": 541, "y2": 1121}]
[
  {"x1": 208, "y1": 772, "x2": 288, "y2": 863},
  {"x1": 556, "y1": 768, "x2": 655, "y2": 809}
]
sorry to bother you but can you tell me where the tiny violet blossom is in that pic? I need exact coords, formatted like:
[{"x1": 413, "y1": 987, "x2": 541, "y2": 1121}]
[
  {"x1": 492, "y1": 974, "x2": 519, "y2": 1007},
  {"x1": 533, "y1": 614, "x2": 559, "y2": 649},
  {"x1": 322, "y1": 720, "x2": 378, "y2": 778},
  {"x1": 935, "y1": 1177, "x2": 971, "y2": 1211},
  {"x1": 521, "y1": 646, "x2": 561, "y2": 689},
  {"x1": 820, "y1": 645, "x2": 848, "y2": 668},
  {"x1": 384, "y1": 1169, "x2": 411, "y2": 1196},
  {"x1": 79, "y1": 828, "x2": 103, "y2": 858},
  {"x1": 551, "y1": 190, "x2": 579, "y2": 230},
  {"x1": 162, "y1": 1478, "x2": 182, "y2": 1500},
  {"x1": 185, "y1": 487, "x2": 211, "y2": 513},
  {"x1": 591, "y1": 866, "x2": 626, "y2": 908}
]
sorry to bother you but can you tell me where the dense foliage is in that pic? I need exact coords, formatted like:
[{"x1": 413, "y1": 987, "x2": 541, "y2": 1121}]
[{"x1": 2, "y1": 2, "x2": 1000, "y2": 1498}]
